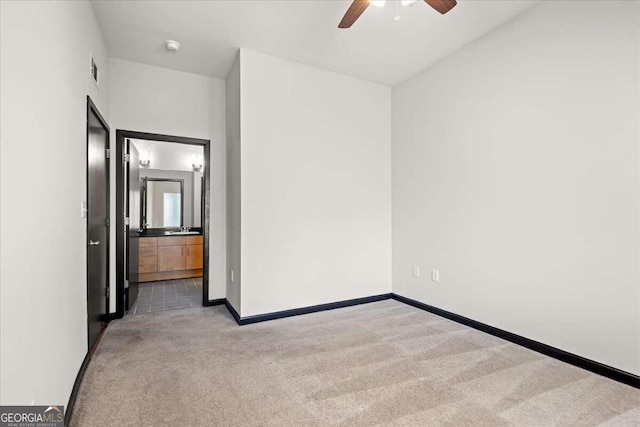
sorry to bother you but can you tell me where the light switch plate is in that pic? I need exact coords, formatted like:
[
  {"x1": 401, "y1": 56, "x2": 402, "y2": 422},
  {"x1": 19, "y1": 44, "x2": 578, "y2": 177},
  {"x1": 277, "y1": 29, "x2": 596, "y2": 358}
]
[
  {"x1": 432, "y1": 270, "x2": 440, "y2": 282},
  {"x1": 413, "y1": 266, "x2": 420, "y2": 278}
]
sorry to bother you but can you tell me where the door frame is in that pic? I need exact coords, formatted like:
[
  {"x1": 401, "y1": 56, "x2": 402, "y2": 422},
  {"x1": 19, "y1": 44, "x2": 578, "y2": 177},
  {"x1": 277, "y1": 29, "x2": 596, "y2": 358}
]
[
  {"x1": 115, "y1": 130, "x2": 211, "y2": 318},
  {"x1": 86, "y1": 96, "x2": 111, "y2": 343}
]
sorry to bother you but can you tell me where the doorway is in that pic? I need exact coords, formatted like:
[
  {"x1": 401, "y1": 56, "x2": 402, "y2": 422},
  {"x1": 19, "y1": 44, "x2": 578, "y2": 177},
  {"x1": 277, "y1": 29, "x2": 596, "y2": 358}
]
[
  {"x1": 86, "y1": 97, "x2": 110, "y2": 349},
  {"x1": 115, "y1": 131, "x2": 211, "y2": 318}
]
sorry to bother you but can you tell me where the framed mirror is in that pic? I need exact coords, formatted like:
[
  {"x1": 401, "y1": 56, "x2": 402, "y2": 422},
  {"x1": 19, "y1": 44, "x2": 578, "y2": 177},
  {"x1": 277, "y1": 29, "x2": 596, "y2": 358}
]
[{"x1": 141, "y1": 178, "x2": 184, "y2": 229}]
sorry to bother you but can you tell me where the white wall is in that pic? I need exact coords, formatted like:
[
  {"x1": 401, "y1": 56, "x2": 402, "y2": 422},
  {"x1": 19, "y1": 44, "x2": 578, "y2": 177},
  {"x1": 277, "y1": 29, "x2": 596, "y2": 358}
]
[
  {"x1": 132, "y1": 139, "x2": 204, "y2": 172},
  {"x1": 109, "y1": 59, "x2": 226, "y2": 305},
  {"x1": 392, "y1": 1, "x2": 640, "y2": 375},
  {"x1": 239, "y1": 49, "x2": 392, "y2": 317},
  {"x1": 0, "y1": 0, "x2": 109, "y2": 408},
  {"x1": 131, "y1": 140, "x2": 204, "y2": 227},
  {"x1": 637, "y1": 2, "x2": 640, "y2": 365},
  {"x1": 225, "y1": 53, "x2": 242, "y2": 312}
]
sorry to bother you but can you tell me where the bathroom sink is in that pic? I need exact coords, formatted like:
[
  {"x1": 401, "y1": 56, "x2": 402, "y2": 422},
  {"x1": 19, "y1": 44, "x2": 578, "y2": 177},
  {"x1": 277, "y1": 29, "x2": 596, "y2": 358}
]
[{"x1": 164, "y1": 231, "x2": 200, "y2": 236}]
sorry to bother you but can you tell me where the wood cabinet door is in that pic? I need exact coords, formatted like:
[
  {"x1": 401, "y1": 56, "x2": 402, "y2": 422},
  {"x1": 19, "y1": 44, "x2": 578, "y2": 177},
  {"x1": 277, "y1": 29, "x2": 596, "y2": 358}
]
[
  {"x1": 158, "y1": 246, "x2": 186, "y2": 272},
  {"x1": 139, "y1": 237, "x2": 157, "y2": 247},
  {"x1": 139, "y1": 256, "x2": 158, "y2": 273},
  {"x1": 140, "y1": 246, "x2": 157, "y2": 257},
  {"x1": 186, "y1": 236, "x2": 203, "y2": 245},
  {"x1": 186, "y1": 245, "x2": 203, "y2": 270},
  {"x1": 157, "y1": 236, "x2": 186, "y2": 247}
]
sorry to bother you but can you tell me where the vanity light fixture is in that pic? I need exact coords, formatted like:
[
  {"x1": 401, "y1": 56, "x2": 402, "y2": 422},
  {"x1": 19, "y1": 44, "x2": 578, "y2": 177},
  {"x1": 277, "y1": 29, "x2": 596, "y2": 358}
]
[
  {"x1": 191, "y1": 154, "x2": 203, "y2": 172},
  {"x1": 139, "y1": 151, "x2": 151, "y2": 167}
]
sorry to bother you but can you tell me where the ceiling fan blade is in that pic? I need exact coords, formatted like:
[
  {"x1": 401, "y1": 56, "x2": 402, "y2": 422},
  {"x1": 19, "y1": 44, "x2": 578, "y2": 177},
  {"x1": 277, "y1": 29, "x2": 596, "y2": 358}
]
[
  {"x1": 338, "y1": 0, "x2": 370, "y2": 28},
  {"x1": 424, "y1": 0, "x2": 457, "y2": 14}
]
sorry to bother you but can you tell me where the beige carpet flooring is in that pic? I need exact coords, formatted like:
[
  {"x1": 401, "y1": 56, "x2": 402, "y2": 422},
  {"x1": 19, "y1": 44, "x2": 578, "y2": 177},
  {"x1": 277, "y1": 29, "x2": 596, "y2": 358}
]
[{"x1": 69, "y1": 300, "x2": 640, "y2": 426}]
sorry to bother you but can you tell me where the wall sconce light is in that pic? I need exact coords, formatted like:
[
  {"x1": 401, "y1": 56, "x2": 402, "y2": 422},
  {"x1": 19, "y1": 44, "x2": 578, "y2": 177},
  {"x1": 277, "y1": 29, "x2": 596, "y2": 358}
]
[
  {"x1": 191, "y1": 154, "x2": 203, "y2": 172},
  {"x1": 139, "y1": 151, "x2": 151, "y2": 167}
]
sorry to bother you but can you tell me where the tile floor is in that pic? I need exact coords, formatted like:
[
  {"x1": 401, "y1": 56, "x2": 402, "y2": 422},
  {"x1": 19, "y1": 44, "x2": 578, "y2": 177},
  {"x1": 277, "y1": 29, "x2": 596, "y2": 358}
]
[{"x1": 130, "y1": 277, "x2": 202, "y2": 315}]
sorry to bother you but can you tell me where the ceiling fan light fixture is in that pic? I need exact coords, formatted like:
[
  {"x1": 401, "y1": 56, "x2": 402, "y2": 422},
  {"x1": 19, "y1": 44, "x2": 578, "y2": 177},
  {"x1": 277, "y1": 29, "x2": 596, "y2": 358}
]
[{"x1": 339, "y1": 0, "x2": 456, "y2": 28}]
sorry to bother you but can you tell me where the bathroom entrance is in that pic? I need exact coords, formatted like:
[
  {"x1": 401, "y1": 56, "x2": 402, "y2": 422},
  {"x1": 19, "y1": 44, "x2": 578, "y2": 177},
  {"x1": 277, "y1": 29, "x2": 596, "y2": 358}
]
[{"x1": 114, "y1": 131, "x2": 211, "y2": 317}]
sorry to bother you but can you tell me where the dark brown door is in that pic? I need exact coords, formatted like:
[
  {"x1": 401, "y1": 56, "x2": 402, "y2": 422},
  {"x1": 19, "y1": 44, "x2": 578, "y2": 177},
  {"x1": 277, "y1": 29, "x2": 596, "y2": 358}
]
[
  {"x1": 87, "y1": 99, "x2": 109, "y2": 350},
  {"x1": 126, "y1": 140, "x2": 141, "y2": 310}
]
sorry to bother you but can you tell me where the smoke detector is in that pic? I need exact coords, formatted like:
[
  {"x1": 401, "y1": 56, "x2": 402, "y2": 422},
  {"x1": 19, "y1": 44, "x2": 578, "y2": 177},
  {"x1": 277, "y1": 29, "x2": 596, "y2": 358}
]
[{"x1": 165, "y1": 40, "x2": 181, "y2": 52}]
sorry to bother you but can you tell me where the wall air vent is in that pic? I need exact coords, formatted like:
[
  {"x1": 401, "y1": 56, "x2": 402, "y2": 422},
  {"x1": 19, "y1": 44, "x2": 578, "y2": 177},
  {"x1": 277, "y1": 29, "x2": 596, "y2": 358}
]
[{"x1": 90, "y1": 53, "x2": 99, "y2": 87}]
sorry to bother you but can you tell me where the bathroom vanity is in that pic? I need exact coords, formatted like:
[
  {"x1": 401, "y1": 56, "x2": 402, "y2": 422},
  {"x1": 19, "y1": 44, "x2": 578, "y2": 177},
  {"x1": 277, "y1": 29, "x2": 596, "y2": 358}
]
[
  {"x1": 138, "y1": 235, "x2": 203, "y2": 282},
  {"x1": 135, "y1": 169, "x2": 205, "y2": 283}
]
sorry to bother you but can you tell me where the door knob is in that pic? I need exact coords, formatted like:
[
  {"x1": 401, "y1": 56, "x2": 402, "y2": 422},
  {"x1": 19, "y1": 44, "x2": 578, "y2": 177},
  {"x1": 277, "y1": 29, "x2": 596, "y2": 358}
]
[{"x1": 89, "y1": 240, "x2": 101, "y2": 246}]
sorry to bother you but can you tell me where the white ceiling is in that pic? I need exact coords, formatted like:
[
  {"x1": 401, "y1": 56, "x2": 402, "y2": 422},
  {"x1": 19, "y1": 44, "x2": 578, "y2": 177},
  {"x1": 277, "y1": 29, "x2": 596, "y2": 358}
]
[{"x1": 92, "y1": 0, "x2": 538, "y2": 86}]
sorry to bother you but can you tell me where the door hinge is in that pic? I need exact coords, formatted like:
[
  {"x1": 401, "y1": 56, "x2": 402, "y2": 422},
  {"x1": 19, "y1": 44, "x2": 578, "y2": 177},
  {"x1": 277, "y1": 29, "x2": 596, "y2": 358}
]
[
  {"x1": 124, "y1": 216, "x2": 130, "y2": 226},
  {"x1": 106, "y1": 149, "x2": 111, "y2": 159},
  {"x1": 105, "y1": 218, "x2": 110, "y2": 227},
  {"x1": 123, "y1": 153, "x2": 130, "y2": 162},
  {"x1": 106, "y1": 287, "x2": 111, "y2": 298}
]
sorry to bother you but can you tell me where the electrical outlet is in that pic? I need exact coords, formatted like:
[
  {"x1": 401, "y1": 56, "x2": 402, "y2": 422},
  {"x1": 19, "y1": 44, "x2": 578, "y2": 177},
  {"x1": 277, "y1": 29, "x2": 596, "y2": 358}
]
[
  {"x1": 432, "y1": 270, "x2": 440, "y2": 282},
  {"x1": 413, "y1": 266, "x2": 420, "y2": 278}
]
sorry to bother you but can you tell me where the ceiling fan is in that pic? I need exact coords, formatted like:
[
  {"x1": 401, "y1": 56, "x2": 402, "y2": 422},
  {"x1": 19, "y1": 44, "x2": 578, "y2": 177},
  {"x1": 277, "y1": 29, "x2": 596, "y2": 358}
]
[{"x1": 339, "y1": 0, "x2": 457, "y2": 28}]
